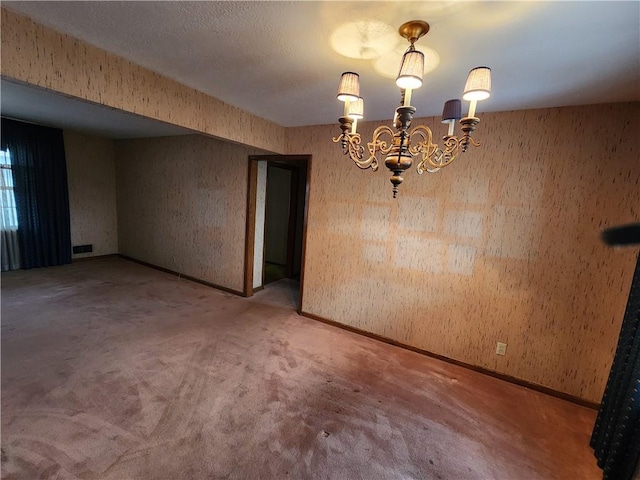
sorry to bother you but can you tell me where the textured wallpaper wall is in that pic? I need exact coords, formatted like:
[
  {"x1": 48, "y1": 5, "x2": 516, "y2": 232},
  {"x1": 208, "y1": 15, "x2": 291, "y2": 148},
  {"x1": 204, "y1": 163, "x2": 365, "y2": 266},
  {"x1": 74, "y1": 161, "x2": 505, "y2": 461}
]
[
  {"x1": 286, "y1": 103, "x2": 640, "y2": 403},
  {"x1": 64, "y1": 130, "x2": 118, "y2": 258},
  {"x1": 0, "y1": 8, "x2": 285, "y2": 154},
  {"x1": 115, "y1": 135, "x2": 264, "y2": 293}
]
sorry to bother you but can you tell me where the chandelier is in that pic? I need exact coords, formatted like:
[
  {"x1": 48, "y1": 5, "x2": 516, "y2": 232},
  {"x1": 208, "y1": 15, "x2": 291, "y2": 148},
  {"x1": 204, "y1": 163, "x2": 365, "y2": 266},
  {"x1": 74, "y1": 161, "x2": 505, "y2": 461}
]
[{"x1": 332, "y1": 20, "x2": 492, "y2": 197}]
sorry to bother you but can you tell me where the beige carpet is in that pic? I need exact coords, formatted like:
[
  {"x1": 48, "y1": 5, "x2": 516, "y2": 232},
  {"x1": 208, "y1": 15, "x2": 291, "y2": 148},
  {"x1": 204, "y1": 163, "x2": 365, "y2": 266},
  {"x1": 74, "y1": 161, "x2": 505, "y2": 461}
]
[{"x1": 1, "y1": 257, "x2": 600, "y2": 479}]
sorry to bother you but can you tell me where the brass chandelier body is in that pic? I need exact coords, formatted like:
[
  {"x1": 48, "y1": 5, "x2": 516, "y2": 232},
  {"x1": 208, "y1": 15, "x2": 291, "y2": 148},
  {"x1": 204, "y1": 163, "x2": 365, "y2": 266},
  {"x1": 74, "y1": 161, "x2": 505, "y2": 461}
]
[{"x1": 332, "y1": 20, "x2": 492, "y2": 198}]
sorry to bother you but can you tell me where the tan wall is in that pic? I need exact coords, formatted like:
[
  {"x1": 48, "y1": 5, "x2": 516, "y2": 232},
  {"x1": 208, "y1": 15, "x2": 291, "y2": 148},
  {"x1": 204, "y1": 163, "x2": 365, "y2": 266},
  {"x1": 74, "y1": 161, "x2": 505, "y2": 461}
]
[
  {"x1": 64, "y1": 130, "x2": 118, "y2": 258},
  {"x1": 287, "y1": 103, "x2": 640, "y2": 403},
  {"x1": 0, "y1": 8, "x2": 285, "y2": 154},
  {"x1": 115, "y1": 135, "x2": 264, "y2": 293}
]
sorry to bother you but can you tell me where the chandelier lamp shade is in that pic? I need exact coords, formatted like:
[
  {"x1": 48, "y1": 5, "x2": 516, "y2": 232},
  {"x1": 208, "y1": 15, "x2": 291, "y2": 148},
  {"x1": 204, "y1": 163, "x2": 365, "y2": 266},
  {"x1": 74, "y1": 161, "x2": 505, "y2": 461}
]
[
  {"x1": 347, "y1": 97, "x2": 364, "y2": 119},
  {"x1": 332, "y1": 20, "x2": 492, "y2": 197},
  {"x1": 336, "y1": 72, "x2": 360, "y2": 102},
  {"x1": 396, "y1": 46, "x2": 424, "y2": 90}
]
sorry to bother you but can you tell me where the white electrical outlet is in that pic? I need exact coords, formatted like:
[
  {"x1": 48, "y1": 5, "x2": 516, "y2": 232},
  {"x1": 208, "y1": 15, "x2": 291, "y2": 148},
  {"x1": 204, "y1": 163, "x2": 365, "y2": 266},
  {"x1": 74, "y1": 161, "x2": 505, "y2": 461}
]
[{"x1": 496, "y1": 342, "x2": 507, "y2": 356}]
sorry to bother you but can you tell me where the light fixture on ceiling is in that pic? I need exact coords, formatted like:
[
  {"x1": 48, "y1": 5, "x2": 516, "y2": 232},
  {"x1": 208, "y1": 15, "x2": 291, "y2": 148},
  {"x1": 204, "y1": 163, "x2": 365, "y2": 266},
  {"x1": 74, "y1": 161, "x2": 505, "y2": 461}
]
[{"x1": 332, "y1": 20, "x2": 492, "y2": 198}]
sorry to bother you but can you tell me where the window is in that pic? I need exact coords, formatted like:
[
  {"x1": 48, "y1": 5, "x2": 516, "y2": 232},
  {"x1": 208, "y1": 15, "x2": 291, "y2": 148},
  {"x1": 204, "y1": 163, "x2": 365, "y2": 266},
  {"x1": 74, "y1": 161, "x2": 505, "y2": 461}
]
[{"x1": 0, "y1": 149, "x2": 19, "y2": 230}]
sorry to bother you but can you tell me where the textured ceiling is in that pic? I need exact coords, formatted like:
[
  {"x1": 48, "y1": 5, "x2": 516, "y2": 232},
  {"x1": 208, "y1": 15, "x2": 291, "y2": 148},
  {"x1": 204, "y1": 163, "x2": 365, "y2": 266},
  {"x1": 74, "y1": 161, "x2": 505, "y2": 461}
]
[{"x1": 2, "y1": 1, "x2": 640, "y2": 128}]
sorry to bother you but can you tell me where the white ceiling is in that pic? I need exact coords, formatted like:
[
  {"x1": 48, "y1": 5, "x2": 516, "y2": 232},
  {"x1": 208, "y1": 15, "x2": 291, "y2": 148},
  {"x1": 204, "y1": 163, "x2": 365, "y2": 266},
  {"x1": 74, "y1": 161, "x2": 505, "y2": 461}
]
[{"x1": 2, "y1": 1, "x2": 639, "y2": 129}]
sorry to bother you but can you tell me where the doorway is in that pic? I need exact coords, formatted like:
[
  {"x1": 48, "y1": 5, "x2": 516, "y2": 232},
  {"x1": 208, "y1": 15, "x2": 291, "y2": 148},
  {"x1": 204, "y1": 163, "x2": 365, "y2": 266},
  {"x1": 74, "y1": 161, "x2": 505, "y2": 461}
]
[{"x1": 244, "y1": 155, "x2": 310, "y2": 312}]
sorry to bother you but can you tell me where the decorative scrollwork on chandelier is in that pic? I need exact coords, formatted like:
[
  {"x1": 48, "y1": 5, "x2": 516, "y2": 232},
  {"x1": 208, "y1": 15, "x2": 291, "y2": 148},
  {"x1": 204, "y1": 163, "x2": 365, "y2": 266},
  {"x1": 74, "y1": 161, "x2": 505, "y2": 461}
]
[{"x1": 333, "y1": 20, "x2": 492, "y2": 198}]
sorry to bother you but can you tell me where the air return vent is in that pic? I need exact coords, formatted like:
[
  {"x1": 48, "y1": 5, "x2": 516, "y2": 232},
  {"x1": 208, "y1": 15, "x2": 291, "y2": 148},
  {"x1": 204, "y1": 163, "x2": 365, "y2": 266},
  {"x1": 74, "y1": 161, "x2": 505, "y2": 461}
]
[{"x1": 72, "y1": 244, "x2": 93, "y2": 254}]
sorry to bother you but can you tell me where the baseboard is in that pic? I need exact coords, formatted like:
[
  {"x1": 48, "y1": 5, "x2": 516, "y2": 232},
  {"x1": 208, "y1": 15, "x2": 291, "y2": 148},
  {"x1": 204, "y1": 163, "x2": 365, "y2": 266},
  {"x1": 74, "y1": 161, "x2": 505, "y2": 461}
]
[
  {"x1": 118, "y1": 255, "x2": 244, "y2": 297},
  {"x1": 252, "y1": 285, "x2": 265, "y2": 293},
  {"x1": 72, "y1": 253, "x2": 119, "y2": 262},
  {"x1": 300, "y1": 311, "x2": 600, "y2": 410}
]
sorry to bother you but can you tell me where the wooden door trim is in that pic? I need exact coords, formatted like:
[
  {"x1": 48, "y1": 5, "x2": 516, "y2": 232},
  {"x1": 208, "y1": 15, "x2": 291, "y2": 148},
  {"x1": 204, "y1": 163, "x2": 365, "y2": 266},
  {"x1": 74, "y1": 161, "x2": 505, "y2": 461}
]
[
  {"x1": 298, "y1": 157, "x2": 312, "y2": 315},
  {"x1": 243, "y1": 154, "x2": 311, "y2": 315},
  {"x1": 285, "y1": 168, "x2": 299, "y2": 278},
  {"x1": 243, "y1": 157, "x2": 259, "y2": 297}
]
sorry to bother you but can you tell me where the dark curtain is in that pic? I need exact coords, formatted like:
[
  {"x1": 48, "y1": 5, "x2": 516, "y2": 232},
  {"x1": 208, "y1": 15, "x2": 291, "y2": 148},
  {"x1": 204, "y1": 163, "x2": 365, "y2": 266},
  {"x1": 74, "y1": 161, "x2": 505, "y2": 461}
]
[
  {"x1": 1, "y1": 118, "x2": 71, "y2": 269},
  {"x1": 591, "y1": 253, "x2": 640, "y2": 480}
]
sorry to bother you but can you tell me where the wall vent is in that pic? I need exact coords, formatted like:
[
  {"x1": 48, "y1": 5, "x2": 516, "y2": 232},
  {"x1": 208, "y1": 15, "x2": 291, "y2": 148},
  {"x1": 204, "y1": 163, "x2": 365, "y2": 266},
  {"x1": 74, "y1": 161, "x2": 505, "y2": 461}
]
[{"x1": 72, "y1": 244, "x2": 93, "y2": 254}]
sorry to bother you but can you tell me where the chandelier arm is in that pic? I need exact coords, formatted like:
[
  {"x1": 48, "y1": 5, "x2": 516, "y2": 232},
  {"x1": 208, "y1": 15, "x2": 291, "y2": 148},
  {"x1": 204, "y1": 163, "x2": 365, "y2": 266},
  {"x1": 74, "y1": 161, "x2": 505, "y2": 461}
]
[
  {"x1": 331, "y1": 134, "x2": 346, "y2": 150},
  {"x1": 369, "y1": 125, "x2": 395, "y2": 156},
  {"x1": 336, "y1": 133, "x2": 378, "y2": 169},
  {"x1": 407, "y1": 125, "x2": 437, "y2": 156},
  {"x1": 416, "y1": 133, "x2": 482, "y2": 172},
  {"x1": 459, "y1": 117, "x2": 482, "y2": 153},
  {"x1": 420, "y1": 136, "x2": 461, "y2": 171},
  {"x1": 417, "y1": 147, "x2": 445, "y2": 174},
  {"x1": 406, "y1": 125, "x2": 446, "y2": 174},
  {"x1": 461, "y1": 135, "x2": 482, "y2": 153},
  {"x1": 357, "y1": 125, "x2": 395, "y2": 172}
]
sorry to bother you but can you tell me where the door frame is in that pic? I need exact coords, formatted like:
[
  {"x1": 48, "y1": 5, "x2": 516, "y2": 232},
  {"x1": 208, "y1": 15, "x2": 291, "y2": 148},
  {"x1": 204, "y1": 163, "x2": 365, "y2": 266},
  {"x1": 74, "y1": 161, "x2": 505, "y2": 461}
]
[{"x1": 244, "y1": 154, "x2": 311, "y2": 314}]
